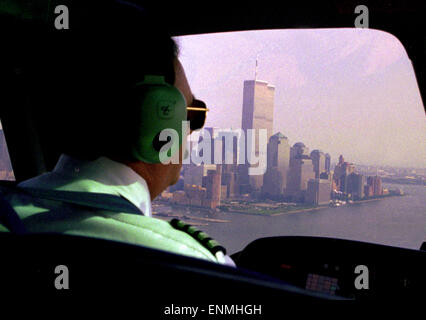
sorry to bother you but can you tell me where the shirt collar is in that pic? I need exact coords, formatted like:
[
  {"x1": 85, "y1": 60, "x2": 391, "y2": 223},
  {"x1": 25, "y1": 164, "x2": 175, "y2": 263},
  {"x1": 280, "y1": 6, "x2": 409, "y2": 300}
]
[{"x1": 53, "y1": 154, "x2": 152, "y2": 217}]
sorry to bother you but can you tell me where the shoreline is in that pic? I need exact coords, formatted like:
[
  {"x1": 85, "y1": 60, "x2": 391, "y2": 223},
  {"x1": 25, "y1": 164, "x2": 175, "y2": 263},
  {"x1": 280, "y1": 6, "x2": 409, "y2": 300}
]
[
  {"x1": 221, "y1": 194, "x2": 404, "y2": 216},
  {"x1": 225, "y1": 205, "x2": 328, "y2": 216},
  {"x1": 154, "y1": 194, "x2": 404, "y2": 218}
]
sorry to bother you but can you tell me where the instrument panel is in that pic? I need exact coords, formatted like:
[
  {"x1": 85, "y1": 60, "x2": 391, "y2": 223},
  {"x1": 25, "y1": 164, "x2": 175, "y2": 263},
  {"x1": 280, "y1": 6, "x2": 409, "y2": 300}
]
[{"x1": 233, "y1": 236, "x2": 426, "y2": 299}]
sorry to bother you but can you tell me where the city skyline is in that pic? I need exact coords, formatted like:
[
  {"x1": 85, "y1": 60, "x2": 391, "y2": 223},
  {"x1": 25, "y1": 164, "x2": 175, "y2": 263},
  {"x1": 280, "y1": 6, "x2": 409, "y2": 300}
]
[
  {"x1": 187, "y1": 126, "x2": 426, "y2": 171},
  {"x1": 175, "y1": 28, "x2": 426, "y2": 169}
]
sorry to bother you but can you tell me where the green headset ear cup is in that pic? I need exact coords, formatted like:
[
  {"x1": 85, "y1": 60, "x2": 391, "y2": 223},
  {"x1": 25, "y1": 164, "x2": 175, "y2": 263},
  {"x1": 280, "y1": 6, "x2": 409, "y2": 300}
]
[{"x1": 131, "y1": 76, "x2": 187, "y2": 163}]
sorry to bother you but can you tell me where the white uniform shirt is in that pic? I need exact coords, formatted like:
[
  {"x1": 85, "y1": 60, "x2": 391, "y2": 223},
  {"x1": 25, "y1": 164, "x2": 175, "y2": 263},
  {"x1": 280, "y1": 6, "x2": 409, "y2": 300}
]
[
  {"x1": 19, "y1": 154, "x2": 152, "y2": 217},
  {"x1": 19, "y1": 154, "x2": 236, "y2": 267}
]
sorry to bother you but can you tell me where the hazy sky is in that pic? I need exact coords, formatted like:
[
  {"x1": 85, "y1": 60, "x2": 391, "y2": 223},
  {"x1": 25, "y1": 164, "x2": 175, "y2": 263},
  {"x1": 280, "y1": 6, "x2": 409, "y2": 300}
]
[{"x1": 175, "y1": 29, "x2": 426, "y2": 168}]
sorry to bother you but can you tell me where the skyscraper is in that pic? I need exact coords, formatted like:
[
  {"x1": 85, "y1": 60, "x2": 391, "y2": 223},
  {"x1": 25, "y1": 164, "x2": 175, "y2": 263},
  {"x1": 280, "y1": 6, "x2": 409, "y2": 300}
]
[
  {"x1": 183, "y1": 163, "x2": 216, "y2": 186},
  {"x1": 333, "y1": 155, "x2": 355, "y2": 193},
  {"x1": 347, "y1": 172, "x2": 365, "y2": 200},
  {"x1": 290, "y1": 142, "x2": 310, "y2": 160},
  {"x1": 241, "y1": 80, "x2": 275, "y2": 140},
  {"x1": 202, "y1": 166, "x2": 222, "y2": 209},
  {"x1": 192, "y1": 127, "x2": 220, "y2": 165},
  {"x1": 204, "y1": 128, "x2": 240, "y2": 199},
  {"x1": 306, "y1": 178, "x2": 331, "y2": 205},
  {"x1": 240, "y1": 79, "x2": 275, "y2": 192},
  {"x1": 325, "y1": 153, "x2": 331, "y2": 173},
  {"x1": 262, "y1": 132, "x2": 291, "y2": 198},
  {"x1": 367, "y1": 176, "x2": 383, "y2": 196},
  {"x1": 310, "y1": 149, "x2": 326, "y2": 179},
  {"x1": 286, "y1": 143, "x2": 315, "y2": 201}
]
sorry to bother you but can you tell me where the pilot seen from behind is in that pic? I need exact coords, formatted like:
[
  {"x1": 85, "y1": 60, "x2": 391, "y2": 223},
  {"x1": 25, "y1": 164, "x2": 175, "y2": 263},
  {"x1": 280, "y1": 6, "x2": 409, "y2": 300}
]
[{"x1": 1, "y1": 1, "x2": 233, "y2": 266}]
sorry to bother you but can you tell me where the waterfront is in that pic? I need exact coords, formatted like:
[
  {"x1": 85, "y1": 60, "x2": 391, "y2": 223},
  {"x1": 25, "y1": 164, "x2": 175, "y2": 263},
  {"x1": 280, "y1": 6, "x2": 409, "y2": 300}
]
[{"x1": 154, "y1": 183, "x2": 426, "y2": 254}]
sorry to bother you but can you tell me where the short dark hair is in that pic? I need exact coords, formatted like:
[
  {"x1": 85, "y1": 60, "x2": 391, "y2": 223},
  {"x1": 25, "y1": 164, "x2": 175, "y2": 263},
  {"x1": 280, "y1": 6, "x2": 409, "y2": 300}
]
[{"x1": 28, "y1": 1, "x2": 179, "y2": 163}]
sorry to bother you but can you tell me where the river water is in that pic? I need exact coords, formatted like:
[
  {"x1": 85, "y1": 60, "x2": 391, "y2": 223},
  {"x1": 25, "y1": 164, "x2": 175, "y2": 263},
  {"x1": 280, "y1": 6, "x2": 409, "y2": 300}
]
[{"x1": 161, "y1": 183, "x2": 426, "y2": 254}]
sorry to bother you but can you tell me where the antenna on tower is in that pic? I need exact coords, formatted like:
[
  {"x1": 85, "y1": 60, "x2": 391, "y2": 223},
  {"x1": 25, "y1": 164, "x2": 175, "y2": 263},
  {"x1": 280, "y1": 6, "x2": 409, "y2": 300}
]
[{"x1": 255, "y1": 54, "x2": 259, "y2": 81}]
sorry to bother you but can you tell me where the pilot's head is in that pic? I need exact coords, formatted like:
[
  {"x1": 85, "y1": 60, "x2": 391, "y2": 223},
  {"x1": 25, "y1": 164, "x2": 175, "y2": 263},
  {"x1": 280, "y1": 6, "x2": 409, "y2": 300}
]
[
  {"x1": 32, "y1": 1, "x2": 206, "y2": 199},
  {"x1": 123, "y1": 58, "x2": 196, "y2": 195}
]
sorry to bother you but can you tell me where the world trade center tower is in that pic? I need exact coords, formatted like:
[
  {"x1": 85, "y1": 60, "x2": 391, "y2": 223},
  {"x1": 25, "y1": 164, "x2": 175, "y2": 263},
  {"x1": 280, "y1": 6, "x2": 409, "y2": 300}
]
[{"x1": 239, "y1": 79, "x2": 275, "y2": 193}]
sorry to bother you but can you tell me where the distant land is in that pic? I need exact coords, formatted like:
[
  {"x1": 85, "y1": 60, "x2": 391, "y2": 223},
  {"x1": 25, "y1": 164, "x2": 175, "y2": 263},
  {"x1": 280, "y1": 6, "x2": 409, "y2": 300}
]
[{"x1": 0, "y1": 129, "x2": 14, "y2": 180}]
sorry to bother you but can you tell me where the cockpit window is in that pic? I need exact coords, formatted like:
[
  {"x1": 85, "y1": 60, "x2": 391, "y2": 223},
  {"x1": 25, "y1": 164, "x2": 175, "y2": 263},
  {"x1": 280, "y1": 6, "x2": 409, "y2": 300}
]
[
  {"x1": 152, "y1": 29, "x2": 425, "y2": 253},
  {"x1": 0, "y1": 120, "x2": 15, "y2": 181}
]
